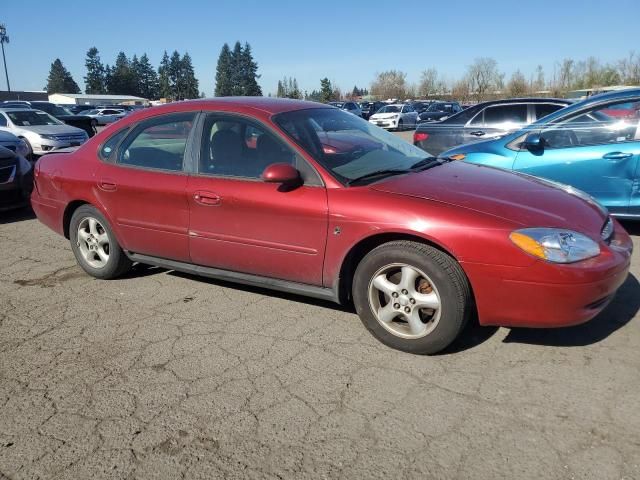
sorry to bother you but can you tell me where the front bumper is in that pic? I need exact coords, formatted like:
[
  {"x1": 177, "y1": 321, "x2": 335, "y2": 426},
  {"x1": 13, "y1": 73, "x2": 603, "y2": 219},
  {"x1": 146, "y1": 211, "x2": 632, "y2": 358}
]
[
  {"x1": 32, "y1": 138, "x2": 88, "y2": 155},
  {"x1": 461, "y1": 221, "x2": 633, "y2": 328},
  {"x1": 369, "y1": 118, "x2": 399, "y2": 129}
]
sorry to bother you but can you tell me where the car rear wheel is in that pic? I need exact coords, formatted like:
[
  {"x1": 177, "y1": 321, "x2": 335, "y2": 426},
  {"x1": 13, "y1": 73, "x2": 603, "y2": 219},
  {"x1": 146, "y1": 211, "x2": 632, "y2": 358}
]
[
  {"x1": 69, "y1": 205, "x2": 132, "y2": 279},
  {"x1": 353, "y1": 241, "x2": 472, "y2": 354}
]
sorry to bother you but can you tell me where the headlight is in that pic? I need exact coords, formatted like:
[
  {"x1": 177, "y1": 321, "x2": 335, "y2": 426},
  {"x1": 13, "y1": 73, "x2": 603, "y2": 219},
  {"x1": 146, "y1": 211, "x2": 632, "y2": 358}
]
[
  {"x1": 16, "y1": 139, "x2": 30, "y2": 157},
  {"x1": 40, "y1": 134, "x2": 57, "y2": 140},
  {"x1": 509, "y1": 228, "x2": 600, "y2": 263}
]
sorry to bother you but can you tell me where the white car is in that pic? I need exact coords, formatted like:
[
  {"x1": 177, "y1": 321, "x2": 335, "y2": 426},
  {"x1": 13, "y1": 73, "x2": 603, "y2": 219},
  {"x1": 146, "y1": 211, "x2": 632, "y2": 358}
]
[
  {"x1": 368, "y1": 104, "x2": 419, "y2": 130},
  {"x1": 81, "y1": 108, "x2": 126, "y2": 126},
  {"x1": 0, "y1": 108, "x2": 89, "y2": 156}
]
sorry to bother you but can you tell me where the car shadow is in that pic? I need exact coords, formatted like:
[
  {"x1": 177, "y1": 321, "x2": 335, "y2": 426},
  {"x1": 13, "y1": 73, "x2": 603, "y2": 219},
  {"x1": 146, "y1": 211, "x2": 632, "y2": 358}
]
[
  {"x1": 0, "y1": 206, "x2": 35, "y2": 224},
  {"x1": 620, "y1": 220, "x2": 640, "y2": 236},
  {"x1": 503, "y1": 273, "x2": 639, "y2": 347},
  {"x1": 167, "y1": 270, "x2": 354, "y2": 312}
]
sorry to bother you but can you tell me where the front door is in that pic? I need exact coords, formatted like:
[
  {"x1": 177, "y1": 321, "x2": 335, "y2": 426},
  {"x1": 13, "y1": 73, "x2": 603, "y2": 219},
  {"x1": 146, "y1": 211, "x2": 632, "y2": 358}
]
[
  {"x1": 513, "y1": 99, "x2": 640, "y2": 215},
  {"x1": 96, "y1": 112, "x2": 197, "y2": 262},
  {"x1": 187, "y1": 113, "x2": 328, "y2": 285}
]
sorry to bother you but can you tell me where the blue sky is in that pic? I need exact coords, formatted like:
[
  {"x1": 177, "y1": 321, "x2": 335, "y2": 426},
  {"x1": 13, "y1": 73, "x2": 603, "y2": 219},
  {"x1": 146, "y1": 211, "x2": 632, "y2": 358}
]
[{"x1": 2, "y1": 0, "x2": 638, "y2": 96}]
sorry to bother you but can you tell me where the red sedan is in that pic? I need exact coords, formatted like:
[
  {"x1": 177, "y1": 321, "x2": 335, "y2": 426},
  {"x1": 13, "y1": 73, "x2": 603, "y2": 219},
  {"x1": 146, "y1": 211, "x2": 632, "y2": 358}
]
[{"x1": 31, "y1": 98, "x2": 633, "y2": 354}]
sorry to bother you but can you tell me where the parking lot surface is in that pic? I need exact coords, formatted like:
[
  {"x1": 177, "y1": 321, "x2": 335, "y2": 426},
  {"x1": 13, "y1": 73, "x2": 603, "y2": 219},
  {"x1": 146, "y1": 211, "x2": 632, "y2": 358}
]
[{"x1": 1, "y1": 179, "x2": 639, "y2": 478}]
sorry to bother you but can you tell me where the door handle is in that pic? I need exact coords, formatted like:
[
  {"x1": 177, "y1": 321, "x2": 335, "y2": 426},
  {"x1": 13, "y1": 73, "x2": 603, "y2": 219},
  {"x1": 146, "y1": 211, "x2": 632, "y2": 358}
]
[
  {"x1": 602, "y1": 151, "x2": 633, "y2": 161},
  {"x1": 193, "y1": 192, "x2": 221, "y2": 206},
  {"x1": 98, "y1": 179, "x2": 117, "y2": 191},
  {"x1": 470, "y1": 130, "x2": 485, "y2": 137}
]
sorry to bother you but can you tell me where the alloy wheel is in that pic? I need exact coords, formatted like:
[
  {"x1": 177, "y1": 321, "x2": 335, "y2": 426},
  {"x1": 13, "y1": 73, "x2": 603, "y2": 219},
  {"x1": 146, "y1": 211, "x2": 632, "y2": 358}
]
[{"x1": 76, "y1": 217, "x2": 110, "y2": 268}]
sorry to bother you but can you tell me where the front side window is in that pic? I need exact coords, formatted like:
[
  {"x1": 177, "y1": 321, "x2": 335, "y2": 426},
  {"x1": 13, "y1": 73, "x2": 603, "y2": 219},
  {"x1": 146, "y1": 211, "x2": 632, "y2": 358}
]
[
  {"x1": 274, "y1": 108, "x2": 430, "y2": 184},
  {"x1": 541, "y1": 100, "x2": 640, "y2": 149},
  {"x1": 483, "y1": 104, "x2": 528, "y2": 126},
  {"x1": 118, "y1": 113, "x2": 195, "y2": 171},
  {"x1": 199, "y1": 115, "x2": 296, "y2": 179}
]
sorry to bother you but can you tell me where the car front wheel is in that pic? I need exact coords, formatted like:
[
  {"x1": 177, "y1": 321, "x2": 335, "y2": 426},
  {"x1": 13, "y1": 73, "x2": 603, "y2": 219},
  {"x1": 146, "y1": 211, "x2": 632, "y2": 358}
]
[
  {"x1": 69, "y1": 205, "x2": 132, "y2": 279},
  {"x1": 353, "y1": 241, "x2": 472, "y2": 354}
]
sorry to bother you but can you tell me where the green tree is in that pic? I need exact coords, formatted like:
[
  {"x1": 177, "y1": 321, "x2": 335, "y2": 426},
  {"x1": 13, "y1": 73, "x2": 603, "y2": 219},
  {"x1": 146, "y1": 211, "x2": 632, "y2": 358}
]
[
  {"x1": 319, "y1": 78, "x2": 333, "y2": 102},
  {"x1": 84, "y1": 47, "x2": 106, "y2": 94},
  {"x1": 45, "y1": 58, "x2": 80, "y2": 94},
  {"x1": 181, "y1": 52, "x2": 199, "y2": 99},
  {"x1": 134, "y1": 53, "x2": 159, "y2": 100},
  {"x1": 239, "y1": 42, "x2": 262, "y2": 96},
  {"x1": 108, "y1": 51, "x2": 136, "y2": 95},
  {"x1": 158, "y1": 51, "x2": 171, "y2": 99},
  {"x1": 214, "y1": 43, "x2": 233, "y2": 96},
  {"x1": 168, "y1": 50, "x2": 183, "y2": 100},
  {"x1": 229, "y1": 41, "x2": 244, "y2": 95}
]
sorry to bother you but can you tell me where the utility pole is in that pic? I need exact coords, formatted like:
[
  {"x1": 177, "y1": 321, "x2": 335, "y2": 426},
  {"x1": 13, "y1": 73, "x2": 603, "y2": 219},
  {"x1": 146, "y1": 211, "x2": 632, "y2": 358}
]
[{"x1": 0, "y1": 24, "x2": 10, "y2": 92}]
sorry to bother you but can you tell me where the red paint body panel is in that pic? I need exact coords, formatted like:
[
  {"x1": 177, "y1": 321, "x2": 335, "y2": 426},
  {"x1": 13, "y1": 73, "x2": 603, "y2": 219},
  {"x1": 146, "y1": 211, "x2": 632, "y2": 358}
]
[{"x1": 31, "y1": 98, "x2": 634, "y2": 330}]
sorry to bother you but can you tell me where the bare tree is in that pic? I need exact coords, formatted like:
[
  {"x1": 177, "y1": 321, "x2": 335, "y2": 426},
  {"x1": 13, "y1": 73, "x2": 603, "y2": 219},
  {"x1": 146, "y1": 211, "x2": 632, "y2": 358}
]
[
  {"x1": 506, "y1": 70, "x2": 528, "y2": 97},
  {"x1": 531, "y1": 65, "x2": 545, "y2": 92},
  {"x1": 451, "y1": 76, "x2": 472, "y2": 103},
  {"x1": 466, "y1": 57, "x2": 501, "y2": 101},
  {"x1": 618, "y1": 51, "x2": 640, "y2": 85},
  {"x1": 370, "y1": 70, "x2": 407, "y2": 100},
  {"x1": 417, "y1": 68, "x2": 439, "y2": 98}
]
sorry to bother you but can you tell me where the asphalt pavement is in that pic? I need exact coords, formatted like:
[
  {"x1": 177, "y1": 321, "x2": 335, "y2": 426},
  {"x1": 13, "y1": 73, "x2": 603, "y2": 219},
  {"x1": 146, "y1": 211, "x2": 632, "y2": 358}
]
[{"x1": 1, "y1": 140, "x2": 639, "y2": 478}]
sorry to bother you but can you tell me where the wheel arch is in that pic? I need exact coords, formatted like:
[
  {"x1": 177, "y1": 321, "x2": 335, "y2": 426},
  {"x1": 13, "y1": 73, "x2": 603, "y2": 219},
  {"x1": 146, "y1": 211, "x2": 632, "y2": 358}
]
[{"x1": 335, "y1": 231, "x2": 467, "y2": 305}]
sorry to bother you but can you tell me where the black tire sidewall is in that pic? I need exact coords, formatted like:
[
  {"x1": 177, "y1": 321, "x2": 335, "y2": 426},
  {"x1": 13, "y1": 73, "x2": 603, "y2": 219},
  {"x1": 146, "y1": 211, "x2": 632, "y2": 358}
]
[
  {"x1": 353, "y1": 243, "x2": 467, "y2": 354},
  {"x1": 69, "y1": 205, "x2": 130, "y2": 279}
]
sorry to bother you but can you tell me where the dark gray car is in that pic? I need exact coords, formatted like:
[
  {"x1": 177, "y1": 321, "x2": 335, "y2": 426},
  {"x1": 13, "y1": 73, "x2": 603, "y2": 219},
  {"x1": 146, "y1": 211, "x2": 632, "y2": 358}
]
[{"x1": 413, "y1": 98, "x2": 571, "y2": 156}]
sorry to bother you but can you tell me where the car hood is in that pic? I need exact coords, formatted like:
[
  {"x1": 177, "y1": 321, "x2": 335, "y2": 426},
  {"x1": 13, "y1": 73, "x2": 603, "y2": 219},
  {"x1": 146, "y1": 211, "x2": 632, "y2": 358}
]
[
  {"x1": 16, "y1": 124, "x2": 86, "y2": 135},
  {"x1": 370, "y1": 161, "x2": 607, "y2": 233},
  {"x1": 370, "y1": 113, "x2": 399, "y2": 119}
]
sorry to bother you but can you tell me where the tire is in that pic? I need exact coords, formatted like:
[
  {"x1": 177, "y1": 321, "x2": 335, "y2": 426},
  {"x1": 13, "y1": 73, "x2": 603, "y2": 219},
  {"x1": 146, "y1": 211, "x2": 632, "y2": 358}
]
[
  {"x1": 352, "y1": 241, "x2": 472, "y2": 354},
  {"x1": 20, "y1": 137, "x2": 33, "y2": 161},
  {"x1": 69, "y1": 205, "x2": 132, "y2": 279}
]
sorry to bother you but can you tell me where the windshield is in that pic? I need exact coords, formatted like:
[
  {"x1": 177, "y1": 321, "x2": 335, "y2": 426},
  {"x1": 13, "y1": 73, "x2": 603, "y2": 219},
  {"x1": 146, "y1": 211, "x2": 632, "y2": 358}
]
[
  {"x1": 274, "y1": 108, "x2": 430, "y2": 184},
  {"x1": 7, "y1": 110, "x2": 63, "y2": 126},
  {"x1": 377, "y1": 105, "x2": 401, "y2": 113}
]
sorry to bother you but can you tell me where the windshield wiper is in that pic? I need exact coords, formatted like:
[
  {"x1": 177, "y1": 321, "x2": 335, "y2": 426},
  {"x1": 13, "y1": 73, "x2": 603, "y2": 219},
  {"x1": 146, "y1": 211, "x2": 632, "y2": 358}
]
[
  {"x1": 409, "y1": 156, "x2": 449, "y2": 171},
  {"x1": 346, "y1": 169, "x2": 411, "y2": 186}
]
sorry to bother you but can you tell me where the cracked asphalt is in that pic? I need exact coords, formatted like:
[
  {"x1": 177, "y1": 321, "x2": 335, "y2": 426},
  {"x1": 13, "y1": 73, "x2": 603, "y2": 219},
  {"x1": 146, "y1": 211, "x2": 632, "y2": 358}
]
[{"x1": 1, "y1": 203, "x2": 640, "y2": 478}]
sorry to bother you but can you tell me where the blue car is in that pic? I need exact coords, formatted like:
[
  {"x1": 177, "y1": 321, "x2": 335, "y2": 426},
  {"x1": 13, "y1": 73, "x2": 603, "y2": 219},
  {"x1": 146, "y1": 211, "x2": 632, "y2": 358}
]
[{"x1": 441, "y1": 89, "x2": 640, "y2": 220}]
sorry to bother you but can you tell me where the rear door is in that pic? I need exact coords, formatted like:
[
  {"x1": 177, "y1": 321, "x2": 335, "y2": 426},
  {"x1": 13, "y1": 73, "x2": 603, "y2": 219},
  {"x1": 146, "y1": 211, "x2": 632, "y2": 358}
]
[
  {"x1": 513, "y1": 99, "x2": 640, "y2": 215},
  {"x1": 96, "y1": 112, "x2": 197, "y2": 262},
  {"x1": 464, "y1": 103, "x2": 528, "y2": 144}
]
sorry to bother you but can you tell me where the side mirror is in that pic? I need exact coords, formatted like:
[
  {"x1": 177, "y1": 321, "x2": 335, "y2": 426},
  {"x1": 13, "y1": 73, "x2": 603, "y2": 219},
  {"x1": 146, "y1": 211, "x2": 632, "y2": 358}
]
[
  {"x1": 261, "y1": 163, "x2": 300, "y2": 184},
  {"x1": 523, "y1": 132, "x2": 544, "y2": 151}
]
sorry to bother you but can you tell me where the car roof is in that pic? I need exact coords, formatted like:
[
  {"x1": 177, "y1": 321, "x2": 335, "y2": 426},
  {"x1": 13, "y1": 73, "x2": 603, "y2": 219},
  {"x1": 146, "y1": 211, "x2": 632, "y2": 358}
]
[{"x1": 0, "y1": 108, "x2": 35, "y2": 112}]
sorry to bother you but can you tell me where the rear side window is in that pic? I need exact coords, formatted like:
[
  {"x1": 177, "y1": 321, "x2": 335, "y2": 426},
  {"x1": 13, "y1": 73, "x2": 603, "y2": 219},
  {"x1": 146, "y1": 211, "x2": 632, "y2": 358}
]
[
  {"x1": 99, "y1": 128, "x2": 129, "y2": 160},
  {"x1": 118, "y1": 113, "x2": 195, "y2": 171},
  {"x1": 483, "y1": 104, "x2": 528, "y2": 126},
  {"x1": 535, "y1": 103, "x2": 565, "y2": 121}
]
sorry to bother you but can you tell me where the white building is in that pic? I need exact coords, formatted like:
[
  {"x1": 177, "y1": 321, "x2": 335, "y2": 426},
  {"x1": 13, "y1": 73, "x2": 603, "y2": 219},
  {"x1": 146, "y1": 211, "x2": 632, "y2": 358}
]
[{"x1": 48, "y1": 93, "x2": 148, "y2": 106}]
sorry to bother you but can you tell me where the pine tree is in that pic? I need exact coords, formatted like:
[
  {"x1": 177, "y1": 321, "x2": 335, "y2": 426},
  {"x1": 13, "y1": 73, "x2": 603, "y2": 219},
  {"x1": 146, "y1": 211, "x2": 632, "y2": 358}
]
[
  {"x1": 168, "y1": 50, "x2": 183, "y2": 100},
  {"x1": 46, "y1": 58, "x2": 81, "y2": 94},
  {"x1": 230, "y1": 41, "x2": 244, "y2": 96},
  {"x1": 276, "y1": 79, "x2": 285, "y2": 98},
  {"x1": 84, "y1": 47, "x2": 106, "y2": 94},
  {"x1": 319, "y1": 78, "x2": 333, "y2": 103},
  {"x1": 240, "y1": 42, "x2": 262, "y2": 96},
  {"x1": 214, "y1": 43, "x2": 233, "y2": 96},
  {"x1": 135, "y1": 53, "x2": 159, "y2": 100},
  {"x1": 130, "y1": 54, "x2": 141, "y2": 97},
  {"x1": 108, "y1": 52, "x2": 135, "y2": 95},
  {"x1": 181, "y1": 52, "x2": 199, "y2": 99},
  {"x1": 158, "y1": 51, "x2": 171, "y2": 99}
]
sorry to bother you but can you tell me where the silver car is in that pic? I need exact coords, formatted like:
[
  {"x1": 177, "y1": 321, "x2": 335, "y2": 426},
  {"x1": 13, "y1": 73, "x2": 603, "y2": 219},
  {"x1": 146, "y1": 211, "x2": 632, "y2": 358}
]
[
  {"x1": 0, "y1": 108, "x2": 89, "y2": 156},
  {"x1": 81, "y1": 108, "x2": 126, "y2": 126}
]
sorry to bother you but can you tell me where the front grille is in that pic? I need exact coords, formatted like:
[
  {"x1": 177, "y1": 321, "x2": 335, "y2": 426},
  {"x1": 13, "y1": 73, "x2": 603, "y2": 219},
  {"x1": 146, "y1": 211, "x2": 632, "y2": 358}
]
[
  {"x1": 50, "y1": 134, "x2": 87, "y2": 143},
  {"x1": 601, "y1": 217, "x2": 614, "y2": 243}
]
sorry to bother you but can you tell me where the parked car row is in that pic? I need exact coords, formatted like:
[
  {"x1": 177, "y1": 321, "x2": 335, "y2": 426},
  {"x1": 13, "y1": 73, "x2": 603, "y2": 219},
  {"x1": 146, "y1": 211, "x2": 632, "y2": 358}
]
[{"x1": 3, "y1": 100, "x2": 96, "y2": 137}]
